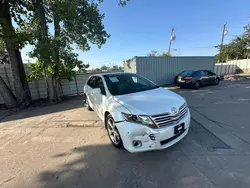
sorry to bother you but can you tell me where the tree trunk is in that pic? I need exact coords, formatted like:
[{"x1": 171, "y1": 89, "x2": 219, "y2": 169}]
[
  {"x1": 32, "y1": 0, "x2": 52, "y2": 101},
  {"x1": 0, "y1": 76, "x2": 17, "y2": 108},
  {"x1": 0, "y1": 0, "x2": 31, "y2": 108},
  {"x1": 51, "y1": 5, "x2": 61, "y2": 101},
  {"x1": 51, "y1": 75, "x2": 59, "y2": 102},
  {"x1": 43, "y1": 65, "x2": 51, "y2": 101}
]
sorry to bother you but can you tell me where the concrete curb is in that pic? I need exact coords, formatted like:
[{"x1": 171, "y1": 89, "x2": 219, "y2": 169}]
[{"x1": 190, "y1": 108, "x2": 250, "y2": 150}]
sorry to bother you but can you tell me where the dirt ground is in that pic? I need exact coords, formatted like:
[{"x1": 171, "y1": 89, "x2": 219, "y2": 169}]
[{"x1": 1, "y1": 80, "x2": 250, "y2": 188}]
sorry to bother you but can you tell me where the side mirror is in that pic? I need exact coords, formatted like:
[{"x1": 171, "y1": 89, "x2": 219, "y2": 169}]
[{"x1": 92, "y1": 88, "x2": 101, "y2": 94}]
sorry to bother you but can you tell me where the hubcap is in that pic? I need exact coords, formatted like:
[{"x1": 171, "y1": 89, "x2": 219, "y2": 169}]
[{"x1": 107, "y1": 119, "x2": 120, "y2": 145}]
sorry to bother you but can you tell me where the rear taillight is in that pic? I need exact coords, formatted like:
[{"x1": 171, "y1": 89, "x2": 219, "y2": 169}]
[{"x1": 184, "y1": 77, "x2": 192, "y2": 80}]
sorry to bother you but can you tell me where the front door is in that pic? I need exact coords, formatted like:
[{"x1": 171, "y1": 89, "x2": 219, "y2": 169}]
[
  {"x1": 85, "y1": 76, "x2": 97, "y2": 106},
  {"x1": 92, "y1": 76, "x2": 107, "y2": 120},
  {"x1": 204, "y1": 70, "x2": 216, "y2": 84},
  {"x1": 198, "y1": 70, "x2": 210, "y2": 85}
]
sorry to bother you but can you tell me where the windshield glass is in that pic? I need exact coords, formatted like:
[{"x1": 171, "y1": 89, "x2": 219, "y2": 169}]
[
  {"x1": 179, "y1": 70, "x2": 195, "y2": 76},
  {"x1": 104, "y1": 74, "x2": 159, "y2": 95}
]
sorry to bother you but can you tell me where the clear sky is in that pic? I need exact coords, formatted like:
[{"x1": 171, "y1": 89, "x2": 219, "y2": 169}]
[{"x1": 21, "y1": 0, "x2": 250, "y2": 68}]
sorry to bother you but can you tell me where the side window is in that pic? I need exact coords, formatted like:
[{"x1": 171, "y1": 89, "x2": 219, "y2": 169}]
[
  {"x1": 198, "y1": 71, "x2": 206, "y2": 76},
  {"x1": 132, "y1": 76, "x2": 149, "y2": 87},
  {"x1": 193, "y1": 71, "x2": 199, "y2": 77},
  {"x1": 87, "y1": 76, "x2": 97, "y2": 88},
  {"x1": 95, "y1": 77, "x2": 106, "y2": 95},
  {"x1": 206, "y1": 71, "x2": 215, "y2": 76},
  {"x1": 87, "y1": 77, "x2": 93, "y2": 87}
]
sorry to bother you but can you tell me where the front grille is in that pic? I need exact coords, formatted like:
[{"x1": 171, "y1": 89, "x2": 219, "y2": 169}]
[{"x1": 150, "y1": 103, "x2": 188, "y2": 128}]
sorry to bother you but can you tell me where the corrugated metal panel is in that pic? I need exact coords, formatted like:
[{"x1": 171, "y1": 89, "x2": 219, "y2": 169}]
[
  {"x1": 214, "y1": 59, "x2": 250, "y2": 76},
  {"x1": 214, "y1": 63, "x2": 237, "y2": 76},
  {"x1": 0, "y1": 69, "x2": 95, "y2": 104},
  {"x1": 135, "y1": 56, "x2": 215, "y2": 85}
]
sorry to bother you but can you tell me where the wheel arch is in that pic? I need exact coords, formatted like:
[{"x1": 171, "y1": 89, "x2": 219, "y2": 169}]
[
  {"x1": 103, "y1": 99, "x2": 130, "y2": 128},
  {"x1": 104, "y1": 111, "x2": 110, "y2": 128}
]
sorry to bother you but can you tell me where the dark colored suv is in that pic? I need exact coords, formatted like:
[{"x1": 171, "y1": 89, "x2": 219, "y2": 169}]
[{"x1": 173, "y1": 70, "x2": 220, "y2": 89}]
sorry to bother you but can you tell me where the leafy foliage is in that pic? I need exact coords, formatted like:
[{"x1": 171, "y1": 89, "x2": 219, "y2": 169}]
[
  {"x1": 89, "y1": 65, "x2": 123, "y2": 73},
  {"x1": 1, "y1": 0, "x2": 129, "y2": 101},
  {"x1": 147, "y1": 50, "x2": 159, "y2": 56},
  {"x1": 147, "y1": 50, "x2": 172, "y2": 57},
  {"x1": 162, "y1": 52, "x2": 171, "y2": 56},
  {"x1": 27, "y1": 59, "x2": 90, "y2": 82},
  {"x1": 24, "y1": 1, "x2": 110, "y2": 81},
  {"x1": 27, "y1": 60, "x2": 44, "y2": 81},
  {"x1": 0, "y1": 40, "x2": 9, "y2": 64}
]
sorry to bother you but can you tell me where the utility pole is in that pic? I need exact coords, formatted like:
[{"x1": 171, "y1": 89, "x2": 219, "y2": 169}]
[
  {"x1": 168, "y1": 27, "x2": 175, "y2": 54},
  {"x1": 219, "y1": 23, "x2": 228, "y2": 63}
]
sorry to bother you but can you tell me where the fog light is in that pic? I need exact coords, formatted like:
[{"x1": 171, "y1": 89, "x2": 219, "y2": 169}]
[
  {"x1": 132, "y1": 140, "x2": 142, "y2": 148},
  {"x1": 149, "y1": 134, "x2": 156, "y2": 140}
]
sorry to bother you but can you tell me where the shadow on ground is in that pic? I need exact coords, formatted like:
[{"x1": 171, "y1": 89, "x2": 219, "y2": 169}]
[
  {"x1": 38, "y1": 143, "x2": 194, "y2": 188},
  {"x1": 0, "y1": 95, "x2": 84, "y2": 123},
  {"x1": 38, "y1": 119, "x2": 226, "y2": 188}
]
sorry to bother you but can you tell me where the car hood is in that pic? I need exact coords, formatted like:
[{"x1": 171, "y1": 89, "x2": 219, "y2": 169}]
[{"x1": 113, "y1": 87, "x2": 186, "y2": 115}]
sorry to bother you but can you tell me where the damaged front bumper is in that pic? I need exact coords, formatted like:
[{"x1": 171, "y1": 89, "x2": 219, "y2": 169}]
[{"x1": 116, "y1": 110, "x2": 191, "y2": 153}]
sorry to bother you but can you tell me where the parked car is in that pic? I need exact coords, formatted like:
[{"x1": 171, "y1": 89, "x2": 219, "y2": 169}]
[
  {"x1": 173, "y1": 70, "x2": 220, "y2": 89},
  {"x1": 84, "y1": 72, "x2": 191, "y2": 153}
]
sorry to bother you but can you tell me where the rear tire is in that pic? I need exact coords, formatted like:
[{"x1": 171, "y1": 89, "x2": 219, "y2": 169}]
[
  {"x1": 214, "y1": 78, "x2": 220, "y2": 85},
  {"x1": 194, "y1": 81, "x2": 201, "y2": 89},
  {"x1": 105, "y1": 114, "x2": 123, "y2": 149}
]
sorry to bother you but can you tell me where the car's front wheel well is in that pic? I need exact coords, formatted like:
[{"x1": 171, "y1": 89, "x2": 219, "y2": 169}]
[{"x1": 104, "y1": 111, "x2": 110, "y2": 129}]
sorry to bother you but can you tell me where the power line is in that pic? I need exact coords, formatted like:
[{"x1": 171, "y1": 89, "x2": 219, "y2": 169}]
[{"x1": 177, "y1": 46, "x2": 216, "y2": 49}]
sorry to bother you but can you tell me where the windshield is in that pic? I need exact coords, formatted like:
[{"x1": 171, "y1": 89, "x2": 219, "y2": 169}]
[
  {"x1": 104, "y1": 74, "x2": 159, "y2": 95},
  {"x1": 179, "y1": 70, "x2": 195, "y2": 76}
]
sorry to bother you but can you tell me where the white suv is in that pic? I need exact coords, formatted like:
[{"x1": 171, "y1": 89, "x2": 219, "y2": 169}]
[{"x1": 84, "y1": 72, "x2": 191, "y2": 153}]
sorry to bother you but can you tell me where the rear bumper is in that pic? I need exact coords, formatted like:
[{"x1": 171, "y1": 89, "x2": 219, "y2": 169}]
[
  {"x1": 116, "y1": 109, "x2": 191, "y2": 153},
  {"x1": 174, "y1": 81, "x2": 194, "y2": 87}
]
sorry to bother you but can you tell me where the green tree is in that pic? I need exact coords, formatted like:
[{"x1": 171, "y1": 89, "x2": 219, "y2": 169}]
[
  {"x1": 162, "y1": 52, "x2": 171, "y2": 56},
  {"x1": 216, "y1": 25, "x2": 250, "y2": 62},
  {"x1": 1, "y1": 0, "x2": 130, "y2": 104},
  {"x1": 111, "y1": 65, "x2": 123, "y2": 71},
  {"x1": 100, "y1": 65, "x2": 109, "y2": 71},
  {"x1": 15, "y1": 0, "x2": 126, "y2": 101},
  {"x1": 0, "y1": 0, "x2": 32, "y2": 107},
  {"x1": 147, "y1": 50, "x2": 159, "y2": 56},
  {"x1": 147, "y1": 50, "x2": 172, "y2": 57},
  {"x1": 0, "y1": 40, "x2": 8, "y2": 64}
]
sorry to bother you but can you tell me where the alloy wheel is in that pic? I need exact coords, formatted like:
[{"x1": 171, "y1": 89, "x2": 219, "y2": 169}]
[{"x1": 107, "y1": 118, "x2": 121, "y2": 145}]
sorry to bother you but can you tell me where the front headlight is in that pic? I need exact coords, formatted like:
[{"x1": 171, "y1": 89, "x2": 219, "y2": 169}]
[{"x1": 121, "y1": 112, "x2": 157, "y2": 128}]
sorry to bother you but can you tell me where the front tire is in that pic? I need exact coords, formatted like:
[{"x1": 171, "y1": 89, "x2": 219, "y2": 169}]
[{"x1": 105, "y1": 114, "x2": 123, "y2": 148}]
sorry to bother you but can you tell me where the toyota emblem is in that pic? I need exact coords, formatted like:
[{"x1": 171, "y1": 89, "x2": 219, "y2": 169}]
[{"x1": 171, "y1": 107, "x2": 178, "y2": 115}]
